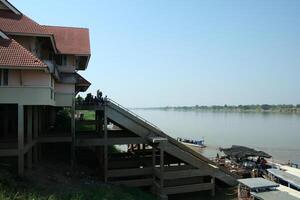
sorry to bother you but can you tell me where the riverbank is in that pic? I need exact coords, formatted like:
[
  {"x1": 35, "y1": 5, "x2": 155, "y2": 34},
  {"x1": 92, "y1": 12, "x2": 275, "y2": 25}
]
[{"x1": 135, "y1": 105, "x2": 300, "y2": 114}]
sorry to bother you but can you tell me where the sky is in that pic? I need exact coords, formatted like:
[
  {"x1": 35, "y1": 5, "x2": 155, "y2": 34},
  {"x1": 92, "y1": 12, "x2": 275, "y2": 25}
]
[{"x1": 11, "y1": 0, "x2": 300, "y2": 107}]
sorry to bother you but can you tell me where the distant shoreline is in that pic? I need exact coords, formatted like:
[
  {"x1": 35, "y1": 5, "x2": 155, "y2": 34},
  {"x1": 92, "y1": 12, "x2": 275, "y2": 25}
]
[{"x1": 133, "y1": 104, "x2": 300, "y2": 114}]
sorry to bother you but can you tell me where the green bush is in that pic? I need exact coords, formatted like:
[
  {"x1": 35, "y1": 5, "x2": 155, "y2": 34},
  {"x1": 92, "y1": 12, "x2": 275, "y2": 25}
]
[{"x1": 55, "y1": 109, "x2": 71, "y2": 132}]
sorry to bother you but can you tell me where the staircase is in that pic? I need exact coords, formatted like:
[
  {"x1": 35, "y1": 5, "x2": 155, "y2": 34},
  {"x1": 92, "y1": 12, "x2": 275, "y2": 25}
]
[
  {"x1": 76, "y1": 99, "x2": 237, "y2": 199},
  {"x1": 105, "y1": 99, "x2": 238, "y2": 184}
]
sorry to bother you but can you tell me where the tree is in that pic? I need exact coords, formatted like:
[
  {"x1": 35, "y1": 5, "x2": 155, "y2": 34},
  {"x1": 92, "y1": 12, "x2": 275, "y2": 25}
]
[
  {"x1": 261, "y1": 104, "x2": 271, "y2": 110},
  {"x1": 85, "y1": 93, "x2": 94, "y2": 103},
  {"x1": 76, "y1": 95, "x2": 84, "y2": 104}
]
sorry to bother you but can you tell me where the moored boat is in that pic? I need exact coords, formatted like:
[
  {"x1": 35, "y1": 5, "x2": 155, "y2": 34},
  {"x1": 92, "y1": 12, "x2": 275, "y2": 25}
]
[{"x1": 177, "y1": 137, "x2": 206, "y2": 148}]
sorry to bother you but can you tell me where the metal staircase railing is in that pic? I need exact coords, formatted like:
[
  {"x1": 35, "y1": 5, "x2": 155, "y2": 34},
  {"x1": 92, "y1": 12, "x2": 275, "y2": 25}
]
[{"x1": 107, "y1": 98, "x2": 163, "y2": 132}]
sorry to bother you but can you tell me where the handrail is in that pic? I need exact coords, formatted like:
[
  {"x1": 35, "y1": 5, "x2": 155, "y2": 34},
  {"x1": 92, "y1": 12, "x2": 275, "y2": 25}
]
[
  {"x1": 106, "y1": 98, "x2": 237, "y2": 181},
  {"x1": 107, "y1": 98, "x2": 163, "y2": 132}
]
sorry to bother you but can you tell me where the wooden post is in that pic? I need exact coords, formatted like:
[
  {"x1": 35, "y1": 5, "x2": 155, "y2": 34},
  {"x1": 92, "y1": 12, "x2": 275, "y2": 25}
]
[
  {"x1": 71, "y1": 97, "x2": 76, "y2": 167},
  {"x1": 27, "y1": 106, "x2": 32, "y2": 169},
  {"x1": 18, "y1": 105, "x2": 24, "y2": 176},
  {"x1": 33, "y1": 106, "x2": 38, "y2": 163},
  {"x1": 104, "y1": 106, "x2": 108, "y2": 183}
]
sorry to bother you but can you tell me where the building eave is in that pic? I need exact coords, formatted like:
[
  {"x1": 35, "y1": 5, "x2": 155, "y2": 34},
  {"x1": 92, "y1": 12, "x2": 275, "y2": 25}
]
[{"x1": 0, "y1": 0, "x2": 22, "y2": 15}]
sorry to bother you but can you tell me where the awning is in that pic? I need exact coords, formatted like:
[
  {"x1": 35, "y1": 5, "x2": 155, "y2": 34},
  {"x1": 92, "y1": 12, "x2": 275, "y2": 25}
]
[{"x1": 220, "y1": 145, "x2": 272, "y2": 159}]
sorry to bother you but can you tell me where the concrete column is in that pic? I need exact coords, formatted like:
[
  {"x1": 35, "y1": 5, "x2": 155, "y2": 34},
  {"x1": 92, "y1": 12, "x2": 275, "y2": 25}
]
[
  {"x1": 3, "y1": 106, "x2": 8, "y2": 137},
  {"x1": 18, "y1": 104, "x2": 24, "y2": 176},
  {"x1": 104, "y1": 106, "x2": 108, "y2": 183},
  {"x1": 26, "y1": 106, "x2": 33, "y2": 169},
  {"x1": 33, "y1": 107, "x2": 38, "y2": 163},
  {"x1": 160, "y1": 145, "x2": 164, "y2": 188},
  {"x1": 238, "y1": 184, "x2": 241, "y2": 199},
  {"x1": 159, "y1": 143, "x2": 168, "y2": 200},
  {"x1": 151, "y1": 145, "x2": 157, "y2": 194},
  {"x1": 71, "y1": 97, "x2": 76, "y2": 166},
  {"x1": 211, "y1": 177, "x2": 215, "y2": 196}
]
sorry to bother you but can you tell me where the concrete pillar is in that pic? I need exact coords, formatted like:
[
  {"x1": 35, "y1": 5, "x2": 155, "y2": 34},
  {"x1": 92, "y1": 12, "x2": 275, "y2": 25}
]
[
  {"x1": 211, "y1": 177, "x2": 215, "y2": 196},
  {"x1": 159, "y1": 142, "x2": 168, "y2": 200},
  {"x1": 3, "y1": 106, "x2": 8, "y2": 138},
  {"x1": 18, "y1": 105, "x2": 24, "y2": 176},
  {"x1": 33, "y1": 106, "x2": 38, "y2": 163},
  {"x1": 160, "y1": 145, "x2": 164, "y2": 188},
  {"x1": 104, "y1": 106, "x2": 108, "y2": 183},
  {"x1": 27, "y1": 106, "x2": 32, "y2": 169},
  {"x1": 26, "y1": 106, "x2": 33, "y2": 169},
  {"x1": 71, "y1": 98, "x2": 76, "y2": 166}
]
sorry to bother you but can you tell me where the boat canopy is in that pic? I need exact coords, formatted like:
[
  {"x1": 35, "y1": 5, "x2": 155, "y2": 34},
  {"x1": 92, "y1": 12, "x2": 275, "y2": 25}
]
[{"x1": 220, "y1": 145, "x2": 272, "y2": 160}]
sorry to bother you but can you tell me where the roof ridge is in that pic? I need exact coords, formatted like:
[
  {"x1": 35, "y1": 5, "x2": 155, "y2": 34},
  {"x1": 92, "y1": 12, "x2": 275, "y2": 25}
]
[
  {"x1": 10, "y1": 38, "x2": 47, "y2": 68},
  {"x1": 43, "y1": 25, "x2": 89, "y2": 30}
]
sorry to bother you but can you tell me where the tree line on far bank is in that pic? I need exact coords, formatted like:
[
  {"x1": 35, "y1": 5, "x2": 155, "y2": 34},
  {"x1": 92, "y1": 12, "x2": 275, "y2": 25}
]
[{"x1": 142, "y1": 104, "x2": 300, "y2": 113}]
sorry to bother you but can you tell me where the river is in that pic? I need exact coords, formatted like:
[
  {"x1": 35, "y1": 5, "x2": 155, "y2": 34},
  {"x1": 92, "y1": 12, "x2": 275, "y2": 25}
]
[{"x1": 132, "y1": 109, "x2": 300, "y2": 163}]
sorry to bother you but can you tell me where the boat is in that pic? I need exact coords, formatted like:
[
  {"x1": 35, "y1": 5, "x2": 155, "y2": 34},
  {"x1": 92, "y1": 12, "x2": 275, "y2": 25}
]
[{"x1": 177, "y1": 137, "x2": 206, "y2": 148}]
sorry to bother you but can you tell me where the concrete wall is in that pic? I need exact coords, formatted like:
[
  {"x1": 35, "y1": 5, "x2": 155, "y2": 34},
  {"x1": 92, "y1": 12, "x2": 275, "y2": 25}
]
[
  {"x1": 8, "y1": 69, "x2": 51, "y2": 87},
  {"x1": 0, "y1": 87, "x2": 55, "y2": 105},
  {"x1": 22, "y1": 71, "x2": 51, "y2": 86},
  {"x1": 55, "y1": 83, "x2": 74, "y2": 93},
  {"x1": 54, "y1": 83, "x2": 74, "y2": 107},
  {"x1": 12, "y1": 36, "x2": 39, "y2": 57},
  {"x1": 57, "y1": 55, "x2": 76, "y2": 73}
]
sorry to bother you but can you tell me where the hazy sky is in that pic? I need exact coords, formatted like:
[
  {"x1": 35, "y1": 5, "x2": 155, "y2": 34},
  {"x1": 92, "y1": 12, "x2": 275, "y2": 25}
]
[{"x1": 12, "y1": 0, "x2": 300, "y2": 107}]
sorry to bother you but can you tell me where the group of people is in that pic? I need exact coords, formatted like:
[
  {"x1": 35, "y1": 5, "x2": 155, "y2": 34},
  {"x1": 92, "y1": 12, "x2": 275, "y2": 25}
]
[
  {"x1": 95, "y1": 90, "x2": 107, "y2": 104},
  {"x1": 80, "y1": 90, "x2": 108, "y2": 105}
]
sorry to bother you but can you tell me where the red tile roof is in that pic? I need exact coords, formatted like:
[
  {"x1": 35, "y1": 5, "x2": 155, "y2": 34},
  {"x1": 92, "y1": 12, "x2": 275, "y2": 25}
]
[
  {"x1": 0, "y1": 10, "x2": 50, "y2": 35},
  {"x1": 75, "y1": 72, "x2": 91, "y2": 86},
  {"x1": 44, "y1": 25, "x2": 90, "y2": 55},
  {"x1": 0, "y1": 38, "x2": 47, "y2": 68}
]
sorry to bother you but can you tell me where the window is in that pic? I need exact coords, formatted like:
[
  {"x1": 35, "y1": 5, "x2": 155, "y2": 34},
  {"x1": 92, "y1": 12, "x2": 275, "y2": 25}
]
[
  {"x1": 0, "y1": 69, "x2": 8, "y2": 86},
  {"x1": 62, "y1": 55, "x2": 67, "y2": 66},
  {"x1": 55, "y1": 55, "x2": 67, "y2": 66}
]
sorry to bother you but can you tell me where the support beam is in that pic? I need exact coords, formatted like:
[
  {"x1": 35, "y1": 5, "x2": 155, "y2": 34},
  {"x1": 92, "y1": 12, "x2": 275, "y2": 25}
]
[
  {"x1": 162, "y1": 183, "x2": 214, "y2": 195},
  {"x1": 107, "y1": 167, "x2": 152, "y2": 178},
  {"x1": 18, "y1": 105, "x2": 24, "y2": 176},
  {"x1": 112, "y1": 178, "x2": 153, "y2": 187},
  {"x1": 0, "y1": 149, "x2": 18, "y2": 157},
  {"x1": 76, "y1": 137, "x2": 146, "y2": 146},
  {"x1": 39, "y1": 136, "x2": 72, "y2": 143}
]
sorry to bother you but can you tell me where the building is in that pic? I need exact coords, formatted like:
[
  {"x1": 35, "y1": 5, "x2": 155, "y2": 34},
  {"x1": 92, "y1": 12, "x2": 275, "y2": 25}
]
[
  {"x1": 0, "y1": 0, "x2": 90, "y2": 175},
  {"x1": 0, "y1": 1, "x2": 239, "y2": 199}
]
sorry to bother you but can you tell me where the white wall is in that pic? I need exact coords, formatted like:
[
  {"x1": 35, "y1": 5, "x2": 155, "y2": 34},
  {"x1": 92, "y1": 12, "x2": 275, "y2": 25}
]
[
  {"x1": 55, "y1": 83, "x2": 74, "y2": 94},
  {"x1": 22, "y1": 70, "x2": 50, "y2": 86},
  {"x1": 8, "y1": 70, "x2": 50, "y2": 87}
]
